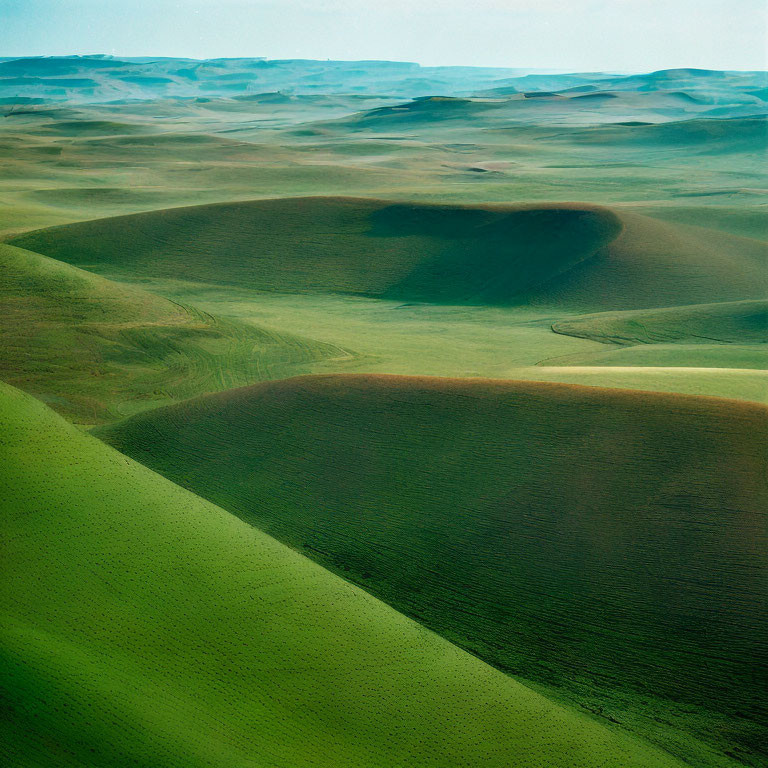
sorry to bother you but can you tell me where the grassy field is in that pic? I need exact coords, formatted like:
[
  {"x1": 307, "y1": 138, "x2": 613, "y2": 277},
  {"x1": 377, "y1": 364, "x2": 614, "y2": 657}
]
[
  {"x1": 547, "y1": 342, "x2": 767, "y2": 370},
  {"x1": 6, "y1": 196, "x2": 766, "y2": 404},
  {"x1": 10, "y1": 197, "x2": 766, "y2": 310},
  {"x1": 97, "y1": 373, "x2": 768, "y2": 768},
  {"x1": 1, "y1": 58, "x2": 766, "y2": 768},
  {"x1": 134, "y1": 283, "x2": 764, "y2": 402},
  {"x1": 0, "y1": 380, "x2": 691, "y2": 768},
  {"x1": 0, "y1": 243, "x2": 339, "y2": 423}
]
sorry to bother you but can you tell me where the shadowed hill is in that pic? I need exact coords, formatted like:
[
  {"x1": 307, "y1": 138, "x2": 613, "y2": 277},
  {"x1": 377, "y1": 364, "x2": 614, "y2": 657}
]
[
  {"x1": 96, "y1": 374, "x2": 768, "y2": 768},
  {"x1": 553, "y1": 299, "x2": 768, "y2": 345},
  {"x1": 10, "y1": 196, "x2": 767, "y2": 310},
  {"x1": 566, "y1": 116, "x2": 767, "y2": 153},
  {"x1": 0, "y1": 381, "x2": 688, "y2": 768},
  {"x1": 41, "y1": 119, "x2": 152, "y2": 136},
  {"x1": 321, "y1": 91, "x2": 765, "y2": 130},
  {"x1": 9, "y1": 197, "x2": 622, "y2": 305},
  {"x1": 0, "y1": 243, "x2": 338, "y2": 423},
  {"x1": 341, "y1": 95, "x2": 499, "y2": 126},
  {"x1": 525, "y1": 210, "x2": 767, "y2": 309}
]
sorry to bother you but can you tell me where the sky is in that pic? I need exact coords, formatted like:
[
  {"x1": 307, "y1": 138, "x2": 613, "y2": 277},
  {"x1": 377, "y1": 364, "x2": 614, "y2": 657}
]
[{"x1": 0, "y1": 0, "x2": 765, "y2": 72}]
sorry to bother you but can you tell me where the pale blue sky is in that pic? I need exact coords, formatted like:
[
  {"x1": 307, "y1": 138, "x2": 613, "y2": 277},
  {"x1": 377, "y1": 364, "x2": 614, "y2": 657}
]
[{"x1": 0, "y1": 0, "x2": 765, "y2": 71}]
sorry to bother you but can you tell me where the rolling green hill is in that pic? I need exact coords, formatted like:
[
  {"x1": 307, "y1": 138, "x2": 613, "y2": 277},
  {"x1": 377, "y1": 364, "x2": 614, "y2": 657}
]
[
  {"x1": 3, "y1": 55, "x2": 767, "y2": 768},
  {"x1": 553, "y1": 299, "x2": 768, "y2": 345},
  {"x1": 562, "y1": 116, "x2": 767, "y2": 153},
  {"x1": 96, "y1": 373, "x2": 768, "y2": 768},
  {"x1": 0, "y1": 380, "x2": 689, "y2": 768},
  {"x1": 0, "y1": 243, "x2": 338, "y2": 423},
  {"x1": 524, "y1": 211, "x2": 767, "y2": 309},
  {"x1": 2, "y1": 88, "x2": 764, "y2": 240},
  {"x1": 10, "y1": 196, "x2": 767, "y2": 310},
  {"x1": 7, "y1": 198, "x2": 623, "y2": 305},
  {"x1": 332, "y1": 91, "x2": 759, "y2": 130}
]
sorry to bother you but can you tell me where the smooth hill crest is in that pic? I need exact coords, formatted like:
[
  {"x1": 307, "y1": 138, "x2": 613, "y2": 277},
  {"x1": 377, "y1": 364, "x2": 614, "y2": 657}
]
[{"x1": 10, "y1": 196, "x2": 767, "y2": 311}]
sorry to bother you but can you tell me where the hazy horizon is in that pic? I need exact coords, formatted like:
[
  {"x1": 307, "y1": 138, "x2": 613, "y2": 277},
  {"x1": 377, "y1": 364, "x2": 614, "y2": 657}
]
[
  {"x1": 1, "y1": 0, "x2": 765, "y2": 72},
  {"x1": 2, "y1": 53, "x2": 766, "y2": 76}
]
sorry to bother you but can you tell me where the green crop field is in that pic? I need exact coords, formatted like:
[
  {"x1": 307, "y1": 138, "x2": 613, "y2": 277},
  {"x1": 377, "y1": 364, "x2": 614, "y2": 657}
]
[
  {"x1": 10, "y1": 197, "x2": 767, "y2": 310},
  {"x1": 3, "y1": 381, "x2": 693, "y2": 767},
  {"x1": 552, "y1": 300, "x2": 768, "y2": 345},
  {"x1": 8, "y1": 196, "x2": 767, "y2": 405},
  {"x1": 96, "y1": 374, "x2": 768, "y2": 768},
  {"x1": 1, "y1": 50, "x2": 766, "y2": 768}
]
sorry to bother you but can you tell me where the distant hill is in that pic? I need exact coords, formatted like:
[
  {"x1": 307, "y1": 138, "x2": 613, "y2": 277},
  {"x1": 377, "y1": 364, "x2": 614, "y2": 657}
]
[
  {"x1": 553, "y1": 299, "x2": 768, "y2": 345},
  {"x1": 473, "y1": 72, "x2": 611, "y2": 94},
  {"x1": 564, "y1": 115, "x2": 767, "y2": 152},
  {"x1": 0, "y1": 55, "x2": 533, "y2": 103},
  {"x1": 1, "y1": 57, "x2": 764, "y2": 109},
  {"x1": 328, "y1": 91, "x2": 766, "y2": 129},
  {"x1": 96, "y1": 373, "x2": 768, "y2": 767},
  {"x1": 11, "y1": 196, "x2": 767, "y2": 311},
  {"x1": 473, "y1": 68, "x2": 767, "y2": 100},
  {"x1": 603, "y1": 68, "x2": 767, "y2": 96},
  {"x1": 0, "y1": 242, "x2": 338, "y2": 422}
]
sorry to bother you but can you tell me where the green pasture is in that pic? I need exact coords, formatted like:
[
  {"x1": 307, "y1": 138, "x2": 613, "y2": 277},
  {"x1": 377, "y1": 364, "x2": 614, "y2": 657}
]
[
  {"x1": 0, "y1": 381, "x2": 688, "y2": 768},
  {"x1": 97, "y1": 374, "x2": 768, "y2": 767}
]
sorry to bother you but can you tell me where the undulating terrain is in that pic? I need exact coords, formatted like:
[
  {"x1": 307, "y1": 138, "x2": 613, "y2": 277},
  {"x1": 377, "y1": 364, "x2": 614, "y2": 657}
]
[
  {"x1": 1, "y1": 55, "x2": 766, "y2": 768},
  {"x1": 96, "y1": 374, "x2": 767, "y2": 766}
]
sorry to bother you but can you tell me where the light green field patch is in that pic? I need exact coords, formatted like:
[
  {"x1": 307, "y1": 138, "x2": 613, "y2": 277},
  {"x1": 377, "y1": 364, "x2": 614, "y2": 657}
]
[
  {"x1": 507, "y1": 366, "x2": 768, "y2": 403},
  {"x1": 544, "y1": 342, "x2": 768, "y2": 370},
  {"x1": 552, "y1": 300, "x2": 768, "y2": 345}
]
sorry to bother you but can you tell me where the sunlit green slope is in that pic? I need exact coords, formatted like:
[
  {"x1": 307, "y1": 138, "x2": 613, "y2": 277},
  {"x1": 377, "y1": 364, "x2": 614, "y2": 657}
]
[
  {"x1": 136, "y1": 285, "x2": 766, "y2": 403},
  {"x1": 0, "y1": 381, "x2": 691, "y2": 768},
  {"x1": 499, "y1": 365, "x2": 768, "y2": 403},
  {"x1": 542, "y1": 299, "x2": 768, "y2": 399},
  {"x1": 0, "y1": 243, "x2": 338, "y2": 422},
  {"x1": 97, "y1": 373, "x2": 768, "y2": 768},
  {"x1": 547, "y1": 343, "x2": 768, "y2": 371}
]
